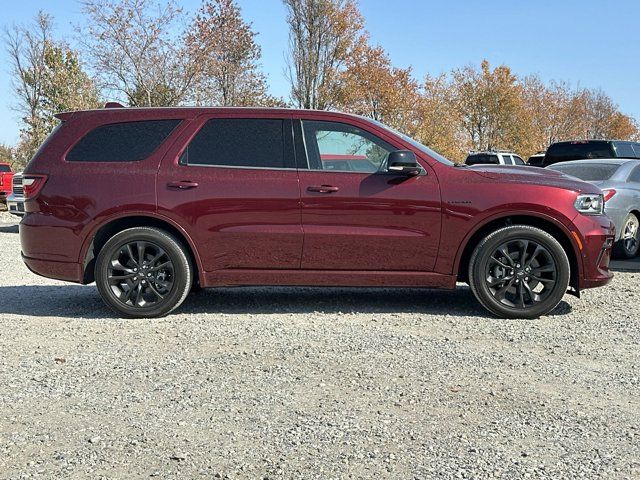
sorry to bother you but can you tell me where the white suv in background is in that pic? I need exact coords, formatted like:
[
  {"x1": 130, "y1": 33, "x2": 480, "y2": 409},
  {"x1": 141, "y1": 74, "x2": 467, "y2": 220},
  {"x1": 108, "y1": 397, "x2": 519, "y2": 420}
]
[{"x1": 465, "y1": 151, "x2": 526, "y2": 166}]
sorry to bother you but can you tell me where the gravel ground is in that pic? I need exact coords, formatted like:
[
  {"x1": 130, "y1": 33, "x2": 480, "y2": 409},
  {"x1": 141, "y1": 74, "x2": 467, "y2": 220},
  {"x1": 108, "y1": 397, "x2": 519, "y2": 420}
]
[{"x1": 0, "y1": 214, "x2": 638, "y2": 479}]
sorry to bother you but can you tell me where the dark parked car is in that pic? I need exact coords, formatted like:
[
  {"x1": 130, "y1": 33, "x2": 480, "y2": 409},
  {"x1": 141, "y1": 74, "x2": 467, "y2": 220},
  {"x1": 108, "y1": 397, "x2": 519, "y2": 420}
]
[
  {"x1": 543, "y1": 140, "x2": 640, "y2": 167},
  {"x1": 465, "y1": 151, "x2": 526, "y2": 166},
  {"x1": 20, "y1": 106, "x2": 614, "y2": 319},
  {"x1": 548, "y1": 159, "x2": 640, "y2": 259}
]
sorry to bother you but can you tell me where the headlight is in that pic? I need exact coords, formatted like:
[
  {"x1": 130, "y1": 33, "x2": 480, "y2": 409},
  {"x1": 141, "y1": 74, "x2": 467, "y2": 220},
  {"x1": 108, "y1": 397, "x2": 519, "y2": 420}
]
[{"x1": 574, "y1": 194, "x2": 604, "y2": 215}]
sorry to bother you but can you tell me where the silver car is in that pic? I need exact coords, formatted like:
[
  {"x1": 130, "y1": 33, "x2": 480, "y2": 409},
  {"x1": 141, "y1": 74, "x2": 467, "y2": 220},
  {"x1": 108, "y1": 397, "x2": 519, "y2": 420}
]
[
  {"x1": 7, "y1": 173, "x2": 25, "y2": 217},
  {"x1": 548, "y1": 159, "x2": 640, "y2": 258}
]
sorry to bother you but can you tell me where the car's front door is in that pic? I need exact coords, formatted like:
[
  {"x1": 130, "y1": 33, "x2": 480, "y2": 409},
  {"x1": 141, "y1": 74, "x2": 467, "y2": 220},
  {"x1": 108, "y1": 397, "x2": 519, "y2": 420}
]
[
  {"x1": 158, "y1": 114, "x2": 303, "y2": 272},
  {"x1": 296, "y1": 118, "x2": 442, "y2": 271}
]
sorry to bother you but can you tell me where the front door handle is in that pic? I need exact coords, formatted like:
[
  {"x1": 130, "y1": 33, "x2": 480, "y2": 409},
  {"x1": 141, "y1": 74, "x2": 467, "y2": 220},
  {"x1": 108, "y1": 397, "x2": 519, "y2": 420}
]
[
  {"x1": 307, "y1": 185, "x2": 339, "y2": 194},
  {"x1": 167, "y1": 181, "x2": 199, "y2": 190}
]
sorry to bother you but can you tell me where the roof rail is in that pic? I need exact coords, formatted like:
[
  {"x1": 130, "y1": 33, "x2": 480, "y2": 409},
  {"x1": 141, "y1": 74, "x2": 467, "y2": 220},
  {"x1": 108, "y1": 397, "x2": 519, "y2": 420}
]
[{"x1": 104, "y1": 102, "x2": 125, "y2": 109}]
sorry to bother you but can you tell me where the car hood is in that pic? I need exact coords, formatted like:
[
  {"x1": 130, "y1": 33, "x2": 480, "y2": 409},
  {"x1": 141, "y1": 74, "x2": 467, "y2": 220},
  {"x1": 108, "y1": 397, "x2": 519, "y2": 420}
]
[{"x1": 467, "y1": 165, "x2": 601, "y2": 194}]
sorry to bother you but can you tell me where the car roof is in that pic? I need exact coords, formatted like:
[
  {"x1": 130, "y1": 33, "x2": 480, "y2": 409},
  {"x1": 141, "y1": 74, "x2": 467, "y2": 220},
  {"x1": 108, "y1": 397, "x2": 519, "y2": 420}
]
[
  {"x1": 548, "y1": 158, "x2": 636, "y2": 167},
  {"x1": 55, "y1": 106, "x2": 361, "y2": 120}
]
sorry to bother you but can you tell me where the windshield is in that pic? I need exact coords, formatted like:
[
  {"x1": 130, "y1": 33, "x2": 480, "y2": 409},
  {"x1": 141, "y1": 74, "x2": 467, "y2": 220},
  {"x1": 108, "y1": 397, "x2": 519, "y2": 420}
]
[
  {"x1": 548, "y1": 163, "x2": 621, "y2": 181},
  {"x1": 366, "y1": 118, "x2": 455, "y2": 166}
]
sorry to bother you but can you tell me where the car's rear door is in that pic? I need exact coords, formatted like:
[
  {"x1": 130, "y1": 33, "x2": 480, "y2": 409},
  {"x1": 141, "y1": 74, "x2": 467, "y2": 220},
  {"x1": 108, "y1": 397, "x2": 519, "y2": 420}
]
[
  {"x1": 295, "y1": 116, "x2": 441, "y2": 271},
  {"x1": 157, "y1": 112, "x2": 303, "y2": 272}
]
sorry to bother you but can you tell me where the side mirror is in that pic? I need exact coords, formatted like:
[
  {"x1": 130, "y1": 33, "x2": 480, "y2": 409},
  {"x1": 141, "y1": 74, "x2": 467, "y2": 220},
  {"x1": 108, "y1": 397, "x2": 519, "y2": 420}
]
[{"x1": 386, "y1": 150, "x2": 421, "y2": 176}]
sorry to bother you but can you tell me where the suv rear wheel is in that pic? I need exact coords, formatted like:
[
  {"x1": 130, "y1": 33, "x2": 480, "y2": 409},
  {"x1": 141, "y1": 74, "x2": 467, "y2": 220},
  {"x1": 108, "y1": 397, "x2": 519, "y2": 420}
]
[
  {"x1": 469, "y1": 225, "x2": 570, "y2": 319},
  {"x1": 95, "y1": 227, "x2": 192, "y2": 318}
]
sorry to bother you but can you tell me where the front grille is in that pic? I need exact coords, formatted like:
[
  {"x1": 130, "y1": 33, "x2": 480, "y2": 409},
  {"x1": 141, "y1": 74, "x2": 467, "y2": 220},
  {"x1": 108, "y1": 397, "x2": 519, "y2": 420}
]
[{"x1": 12, "y1": 175, "x2": 24, "y2": 196}]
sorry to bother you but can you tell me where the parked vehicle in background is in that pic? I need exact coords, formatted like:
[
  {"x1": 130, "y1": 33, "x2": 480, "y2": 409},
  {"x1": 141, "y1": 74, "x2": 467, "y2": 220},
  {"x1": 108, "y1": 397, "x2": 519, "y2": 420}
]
[
  {"x1": 7, "y1": 173, "x2": 25, "y2": 217},
  {"x1": 465, "y1": 151, "x2": 526, "y2": 166},
  {"x1": 527, "y1": 152, "x2": 546, "y2": 167},
  {"x1": 19, "y1": 105, "x2": 614, "y2": 319},
  {"x1": 543, "y1": 140, "x2": 640, "y2": 167},
  {"x1": 548, "y1": 159, "x2": 640, "y2": 259},
  {"x1": 0, "y1": 163, "x2": 13, "y2": 203}
]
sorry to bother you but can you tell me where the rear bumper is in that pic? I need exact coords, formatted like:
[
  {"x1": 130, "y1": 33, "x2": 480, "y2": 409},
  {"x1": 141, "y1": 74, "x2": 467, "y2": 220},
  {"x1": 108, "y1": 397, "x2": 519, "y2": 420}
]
[
  {"x1": 572, "y1": 214, "x2": 615, "y2": 290},
  {"x1": 22, "y1": 254, "x2": 83, "y2": 283}
]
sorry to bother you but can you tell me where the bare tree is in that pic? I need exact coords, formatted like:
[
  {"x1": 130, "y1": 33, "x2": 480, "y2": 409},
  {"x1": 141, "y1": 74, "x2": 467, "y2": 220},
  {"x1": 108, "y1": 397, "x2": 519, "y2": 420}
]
[
  {"x1": 80, "y1": 0, "x2": 201, "y2": 106},
  {"x1": 5, "y1": 11, "x2": 99, "y2": 167},
  {"x1": 283, "y1": 0, "x2": 364, "y2": 110},
  {"x1": 5, "y1": 11, "x2": 52, "y2": 158}
]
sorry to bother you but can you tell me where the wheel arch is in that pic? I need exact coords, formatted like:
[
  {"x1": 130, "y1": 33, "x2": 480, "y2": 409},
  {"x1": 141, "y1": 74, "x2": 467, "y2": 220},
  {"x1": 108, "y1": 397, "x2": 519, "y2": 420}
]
[
  {"x1": 455, "y1": 213, "x2": 582, "y2": 292},
  {"x1": 80, "y1": 213, "x2": 203, "y2": 286}
]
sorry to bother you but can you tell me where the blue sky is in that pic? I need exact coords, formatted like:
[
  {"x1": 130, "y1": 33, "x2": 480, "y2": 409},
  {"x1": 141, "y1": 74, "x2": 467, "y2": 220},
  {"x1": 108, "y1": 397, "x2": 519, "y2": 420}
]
[{"x1": 1, "y1": 0, "x2": 639, "y2": 145}]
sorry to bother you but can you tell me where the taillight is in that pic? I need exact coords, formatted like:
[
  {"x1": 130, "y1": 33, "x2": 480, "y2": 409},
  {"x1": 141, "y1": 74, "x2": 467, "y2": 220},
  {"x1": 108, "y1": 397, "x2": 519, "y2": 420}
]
[
  {"x1": 22, "y1": 174, "x2": 48, "y2": 199},
  {"x1": 602, "y1": 189, "x2": 617, "y2": 203}
]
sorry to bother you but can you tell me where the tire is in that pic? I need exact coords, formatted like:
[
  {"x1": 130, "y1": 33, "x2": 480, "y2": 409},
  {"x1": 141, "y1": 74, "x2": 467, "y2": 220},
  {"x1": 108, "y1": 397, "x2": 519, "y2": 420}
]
[
  {"x1": 468, "y1": 225, "x2": 570, "y2": 319},
  {"x1": 613, "y1": 213, "x2": 640, "y2": 259},
  {"x1": 95, "y1": 227, "x2": 192, "y2": 318}
]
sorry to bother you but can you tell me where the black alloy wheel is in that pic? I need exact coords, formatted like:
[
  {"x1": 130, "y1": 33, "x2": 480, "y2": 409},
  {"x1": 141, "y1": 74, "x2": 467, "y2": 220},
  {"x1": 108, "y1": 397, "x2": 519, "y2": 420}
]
[
  {"x1": 469, "y1": 225, "x2": 570, "y2": 319},
  {"x1": 96, "y1": 227, "x2": 192, "y2": 318}
]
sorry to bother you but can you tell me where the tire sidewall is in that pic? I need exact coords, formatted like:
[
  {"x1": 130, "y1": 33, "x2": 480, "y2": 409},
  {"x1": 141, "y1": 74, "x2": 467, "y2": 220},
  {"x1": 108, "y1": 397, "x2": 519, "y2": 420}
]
[
  {"x1": 617, "y1": 213, "x2": 639, "y2": 259},
  {"x1": 95, "y1": 227, "x2": 191, "y2": 318},
  {"x1": 470, "y1": 226, "x2": 570, "y2": 319}
]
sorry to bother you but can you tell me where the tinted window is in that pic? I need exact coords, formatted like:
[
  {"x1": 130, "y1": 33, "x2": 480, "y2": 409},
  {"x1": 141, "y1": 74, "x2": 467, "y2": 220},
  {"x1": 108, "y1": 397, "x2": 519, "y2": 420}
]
[
  {"x1": 614, "y1": 142, "x2": 638, "y2": 158},
  {"x1": 549, "y1": 163, "x2": 621, "y2": 181},
  {"x1": 502, "y1": 155, "x2": 514, "y2": 165},
  {"x1": 302, "y1": 121, "x2": 393, "y2": 172},
  {"x1": 545, "y1": 141, "x2": 614, "y2": 165},
  {"x1": 0, "y1": 165, "x2": 11, "y2": 172},
  {"x1": 527, "y1": 156, "x2": 545, "y2": 166},
  {"x1": 633, "y1": 143, "x2": 640, "y2": 157},
  {"x1": 465, "y1": 154, "x2": 499, "y2": 165},
  {"x1": 184, "y1": 118, "x2": 291, "y2": 169},
  {"x1": 67, "y1": 120, "x2": 180, "y2": 162},
  {"x1": 513, "y1": 156, "x2": 525, "y2": 165}
]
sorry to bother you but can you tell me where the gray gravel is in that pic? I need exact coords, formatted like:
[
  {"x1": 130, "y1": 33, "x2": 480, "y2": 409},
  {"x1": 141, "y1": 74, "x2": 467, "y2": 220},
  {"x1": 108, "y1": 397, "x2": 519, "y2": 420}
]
[{"x1": 0, "y1": 218, "x2": 638, "y2": 479}]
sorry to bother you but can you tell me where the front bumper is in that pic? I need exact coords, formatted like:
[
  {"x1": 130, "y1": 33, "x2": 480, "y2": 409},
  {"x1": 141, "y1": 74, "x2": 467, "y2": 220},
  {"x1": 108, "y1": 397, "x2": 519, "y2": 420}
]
[
  {"x1": 7, "y1": 195, "x2": 25, "y2": 216},
  {"x1": 572, "y1": 214, "x2": 615, "y2": 290}
]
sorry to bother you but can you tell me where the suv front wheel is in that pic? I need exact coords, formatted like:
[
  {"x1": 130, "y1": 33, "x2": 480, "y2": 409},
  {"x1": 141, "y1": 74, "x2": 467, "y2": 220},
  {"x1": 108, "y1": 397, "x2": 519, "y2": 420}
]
[
  {"x1": 95, "y1": 227, "x2": 192, "y2": 318},
  {"x1": 469, "y1": 225, "x2": 570, "y2": 319}
]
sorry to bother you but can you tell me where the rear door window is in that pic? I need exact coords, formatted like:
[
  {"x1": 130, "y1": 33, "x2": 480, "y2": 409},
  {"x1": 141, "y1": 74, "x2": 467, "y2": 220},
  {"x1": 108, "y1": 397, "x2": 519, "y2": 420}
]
[
  {"x1": 502, "y1": 155, "x2": 514, "y2": 165},
  {"x1": 182, "y1": 118, "x2": 293, "y2": 169},
  {"x1": 67, "y1": 120, "x2": 181, "y2": 162}
]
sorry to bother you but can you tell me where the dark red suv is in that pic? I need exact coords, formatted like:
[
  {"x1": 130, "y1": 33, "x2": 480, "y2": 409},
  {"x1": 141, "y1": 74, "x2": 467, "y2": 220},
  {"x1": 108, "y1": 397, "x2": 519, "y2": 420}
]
[{"x1": 19, "y1": 106, "x2": 615, "y2": 319}]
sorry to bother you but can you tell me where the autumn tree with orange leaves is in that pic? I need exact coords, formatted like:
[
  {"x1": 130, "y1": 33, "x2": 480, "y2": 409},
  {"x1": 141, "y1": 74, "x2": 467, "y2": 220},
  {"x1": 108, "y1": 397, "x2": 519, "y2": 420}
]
[{"x1": 186, "y1": 0, "x2": 284, "y2": 107}]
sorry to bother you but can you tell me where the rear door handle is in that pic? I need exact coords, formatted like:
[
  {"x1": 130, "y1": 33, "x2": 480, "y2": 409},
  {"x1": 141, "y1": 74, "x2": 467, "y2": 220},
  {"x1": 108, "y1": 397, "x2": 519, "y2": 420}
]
[
  {"x1": 307, "y1": 185, "x2": 339, "y2": 194},
  {"x1": 167, "y1": 181, "x2": 199, "y2": 190}
]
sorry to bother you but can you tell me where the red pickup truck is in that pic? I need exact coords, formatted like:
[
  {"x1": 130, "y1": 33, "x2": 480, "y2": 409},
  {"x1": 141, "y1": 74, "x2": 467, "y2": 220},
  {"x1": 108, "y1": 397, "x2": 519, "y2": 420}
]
[{"x1": 0, "y1": 163, "x2": 14, "y2": 202}]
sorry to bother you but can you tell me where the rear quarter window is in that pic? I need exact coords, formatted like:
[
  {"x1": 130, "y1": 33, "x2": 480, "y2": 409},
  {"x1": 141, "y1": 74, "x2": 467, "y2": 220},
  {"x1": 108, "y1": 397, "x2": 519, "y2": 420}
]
[{"x1": 67, "y1": 120, "x2": 181, "y2": 162}]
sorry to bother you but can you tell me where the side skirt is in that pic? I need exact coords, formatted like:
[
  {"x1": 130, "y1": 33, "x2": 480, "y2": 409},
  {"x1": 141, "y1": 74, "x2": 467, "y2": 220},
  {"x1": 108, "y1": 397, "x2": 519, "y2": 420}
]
[{"x1": 203, "y1": 269, "x2": 457, "y2": 290}]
